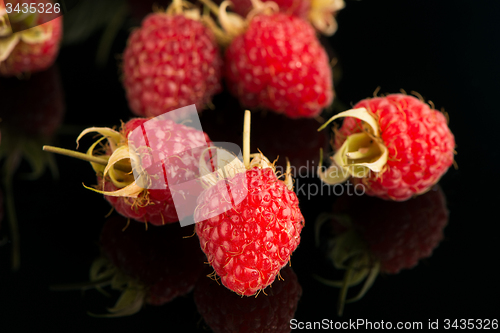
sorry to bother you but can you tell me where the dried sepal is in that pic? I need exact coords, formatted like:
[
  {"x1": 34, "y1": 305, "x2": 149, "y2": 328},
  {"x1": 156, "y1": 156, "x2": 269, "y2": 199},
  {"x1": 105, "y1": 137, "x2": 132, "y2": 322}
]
[
  {"x1": 318, "y1": 108, "x2": 380, "y2": 136},
  {"x1": 103, "y1": 145, "x2": 133, "y2": 187},
  {"x1": 284, "y1": 158, "x2": 293, "y2": 191},
  {"x1": 0, "y1": 9, "x2": 55, "y2": 62},
  {"x1": 318, "y1": 108, "x2": 389, "y2": 185},
  {"x1": 76, "y1": 127, "x2": 123, "y2": 152},
  {"x1": 248, "y1": 152, "x2": 274, "y2": 170},
  {"x1": 0, "y1": 9, "x2": 13, "y2": 36},
  {"x1": 333, "y1": 131, "x2": 388, "y2": 175},
  {"x1": 317, "y1": 147, "x2": 350, "y2": 185},
  {"x1": 165, "y1": 0, "x2": 201, "y2": 19},
  {"x1": 199, "y1": 147, "x2": 246, "y2": 188},
  {"x1": 318, "y1": 164, "x2": 351, "y2": 185},
  {"x1": 83, "y1": 181, "x2": 144, "y2": 198},
  {"x1": 76, "y1": 126, "x2": 145, "y2": 198},
  {"x1": 309, "y1": 0, "x2": 345, "y2": 36},
  {"x1": 0, "y1": 34, "x2": 20, "y2": 62},
  {"x1": 18, "y1": 24, "x2": 53, "y2": 44},
  {"x1": 86, "y1": 136, "x2": 107, "y2": 174},
  {"x1": 198, "y1": 0, "x2": 247, "y2": 47}
]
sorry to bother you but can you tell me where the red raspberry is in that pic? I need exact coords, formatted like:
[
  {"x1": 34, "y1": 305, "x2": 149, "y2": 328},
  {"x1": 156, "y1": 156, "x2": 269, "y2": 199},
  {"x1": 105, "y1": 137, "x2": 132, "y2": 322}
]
[
  {"x1": 44, "y1": 116, "x2": 212, "y2": 226},
  {"x1": 122, "y1": 0, "x2": 223, "y2": 118},
  {"x1": 319, "y1": 93, "x2": 455, "y2": 201},
  {"x1": 224, "y1": 12, "x2": 333, "y2": 118},
  {"x1": 0, "y1": 1, "x2": 63, "y2": 77},
  {"x1": 194, "y1": 111, "x2": 304, "y2": 296},
  {"x1": 87, "y1": 215, "x2": 205, "y2": 316},
  {"x1": 98, "y1": 176, "x2": 179, "y2": 226},
  {"x1": 317, "y1": 185, "x2": 448, "y2": 314},
  {"x1": 194, "y1": 266, "x2": 302, "y2": 333},
  {"x1": 224, "y1": 0, "x2": 345, "y2": 35},
  {"x1": 97, "y1": 117, "x2": 212, "y2": 225}
]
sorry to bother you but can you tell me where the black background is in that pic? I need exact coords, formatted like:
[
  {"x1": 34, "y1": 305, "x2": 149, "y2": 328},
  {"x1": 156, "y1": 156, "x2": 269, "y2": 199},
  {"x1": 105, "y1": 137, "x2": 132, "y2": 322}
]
[{"x1": 1, "y1": 0, "x2": 499, "y2": 331}]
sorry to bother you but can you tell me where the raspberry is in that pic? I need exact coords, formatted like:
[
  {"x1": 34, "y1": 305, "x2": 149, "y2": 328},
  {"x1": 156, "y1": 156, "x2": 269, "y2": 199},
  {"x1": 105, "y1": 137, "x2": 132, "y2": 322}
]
[
  {"x1": 102, "y1": 117, "x2": 211, "y2": 225},
  {"x1": 44, "y1": 116, "x2": 212, "y2": 226},
  {"x1": 0, "y1": 1, "x2": 63, "y2": 77},
  {"x1": 87, "y1": 215, "x2": 205, "y2": 316},
  {"x1": 195, "y1": 267, "x2": 302, "y2": 333},
  {"x1": 319, "y1": 93, "x2": 455, "y2": 201},
  {"x1": 122, "y1": 0, "x2": 223, "y2": 118},
  {"x1": 195, "y1": 167, "x2": 303, "y2": 295},
  {"x1": 98, "y1": 176, "x2": 179, "y2": 226},
  {"x1": 224, "y1": 12, "x2": 334, "y2": 118},
  {"x1": 194, "y1": 111, "x2": 304, "y2": 296},
  {"x1": 316, "y1": 185, "x2": 448, "y2": 315}
]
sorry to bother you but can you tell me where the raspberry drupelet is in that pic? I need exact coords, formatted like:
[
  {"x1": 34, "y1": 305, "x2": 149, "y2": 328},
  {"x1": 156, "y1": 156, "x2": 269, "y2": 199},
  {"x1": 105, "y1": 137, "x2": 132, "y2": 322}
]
[
  {"x1": 122, "y1": 0, "x2": 223, "y2": 118},
  {"x1": 194, "y1": 111, "x2": 305, "y2": 296},
  {"x1": 200, "y1": 0, "x2": 334, "y2": 118},
  {"x1": 318, "y1": 93, "x2": 455, "y2": 201}
]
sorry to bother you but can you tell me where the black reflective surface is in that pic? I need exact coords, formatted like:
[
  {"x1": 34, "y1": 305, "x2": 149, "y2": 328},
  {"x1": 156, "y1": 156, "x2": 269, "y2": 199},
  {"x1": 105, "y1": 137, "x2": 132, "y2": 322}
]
[{"x1": 1, "y1": 0, "x2": 499, "y2": 332}]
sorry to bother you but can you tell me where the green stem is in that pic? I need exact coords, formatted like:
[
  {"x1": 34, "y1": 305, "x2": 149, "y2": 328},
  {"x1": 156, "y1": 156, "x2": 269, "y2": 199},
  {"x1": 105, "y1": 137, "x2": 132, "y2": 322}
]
[
  {"x1": 42, "y1": 145, "x2": 131, "y2": 173},
  {"x1": 243, "y1": 110, "x2": 251, "y2": 168}
]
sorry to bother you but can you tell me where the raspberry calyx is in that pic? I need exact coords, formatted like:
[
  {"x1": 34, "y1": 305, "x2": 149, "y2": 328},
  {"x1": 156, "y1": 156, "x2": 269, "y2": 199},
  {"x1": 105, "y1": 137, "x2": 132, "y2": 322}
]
[
  {"x1": 317, "y1": 93, "x2": 455, "y2": 201},
  {"x1": 309, "y1": 0, "x2": 345, "y2": 35},
  {"x1": 163, "y1": 0, "x2": 201, "y2": 20},
  {"x1": 199, "y1": 0, "x2": 276, "y2": 46},
  {"x1": 197, "y1": 110, "x2": 293, "y2": 191},
  {"x1": 194, "y1": 110, "x2": 302, "y2": 296},
  {"x1": 318, "y1": 107, "x2": 389, "y2": 185},
  {"x1": 43, "y1": 125, "x2": 144, "y2": 199}
]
